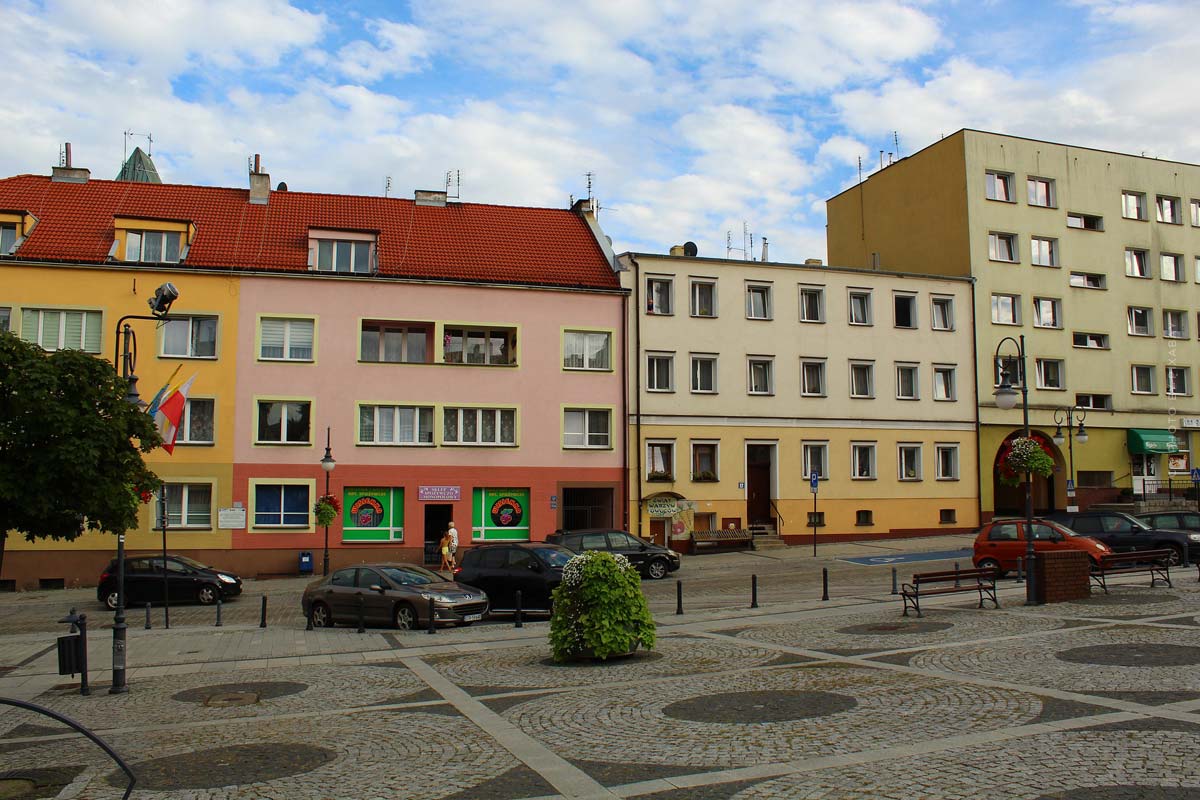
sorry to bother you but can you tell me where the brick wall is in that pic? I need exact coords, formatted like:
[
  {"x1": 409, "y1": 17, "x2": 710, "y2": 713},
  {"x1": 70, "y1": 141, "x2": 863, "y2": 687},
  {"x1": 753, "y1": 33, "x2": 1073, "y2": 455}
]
[{"x1": 1037, "y1": 550, "x2": 1091, "y2": 603}]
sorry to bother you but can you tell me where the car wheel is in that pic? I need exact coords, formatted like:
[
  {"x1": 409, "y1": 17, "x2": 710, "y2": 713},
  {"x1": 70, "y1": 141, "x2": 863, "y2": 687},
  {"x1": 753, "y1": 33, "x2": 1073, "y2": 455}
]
[
  {"x1": 393, "y1": 602, "x2": 418, "y2": 630},
  {"x1": 197, "y1": 584, "x2": 219, "y2": 605},
  {"x1": 646, "y1": 558, "x2": 669, "y2": 580},
  {"x1": 976, "y1": 558, "x2": 1005, "y2": 578},
  {"x1": 310, "y1": 601, "x2": 334, "y2": 628},
  {"x1": 1164, "y1": 545, "x2": 1184, "y2": 566},
  {"x1": 103, "y1": 589, "x2": 119, "y2": 610}
]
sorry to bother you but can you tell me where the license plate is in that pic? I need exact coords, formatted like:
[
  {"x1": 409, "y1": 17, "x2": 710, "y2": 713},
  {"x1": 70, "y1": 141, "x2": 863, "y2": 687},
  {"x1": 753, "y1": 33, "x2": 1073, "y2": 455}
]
[{"x1": 464, "y1": 613, "x2": 483, "y2": 622}]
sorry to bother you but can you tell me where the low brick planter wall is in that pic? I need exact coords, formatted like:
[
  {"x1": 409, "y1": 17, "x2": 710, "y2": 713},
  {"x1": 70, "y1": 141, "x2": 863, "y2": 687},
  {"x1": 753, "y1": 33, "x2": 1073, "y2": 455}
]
[{"x1": 1035, "y1": 550, "x2": 1091, "y2": 603}]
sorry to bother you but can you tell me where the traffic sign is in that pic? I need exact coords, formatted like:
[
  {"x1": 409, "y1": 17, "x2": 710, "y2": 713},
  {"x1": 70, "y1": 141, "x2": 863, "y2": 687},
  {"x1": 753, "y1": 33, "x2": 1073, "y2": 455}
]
[
  {"x1": 1191, "y1": 467, "x2": 1200, "y2": 482},
  {"x1": 810, "y1": 471, "x2": 819, "y2": 493}
]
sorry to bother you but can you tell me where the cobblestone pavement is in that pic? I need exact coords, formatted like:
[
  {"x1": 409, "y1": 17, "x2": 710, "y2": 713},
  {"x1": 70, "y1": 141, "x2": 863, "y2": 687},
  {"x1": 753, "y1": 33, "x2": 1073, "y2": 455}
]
[{"x1": 3, "y1": 541, "x2": 1200, "y2": 799}]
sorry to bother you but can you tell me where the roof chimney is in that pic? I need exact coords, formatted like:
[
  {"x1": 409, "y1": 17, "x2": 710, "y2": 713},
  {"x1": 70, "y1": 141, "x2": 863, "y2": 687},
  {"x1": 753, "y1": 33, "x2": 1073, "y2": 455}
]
[
  {"x1": 249, "y1": 153, "x2": 270, "y2": 205},
  {"x1": 51, "y1": 142, "x2": 90, "y2": 183},
  {"x1": 761, "y1": 237, "x2": 769, "y2": 262},
  {"x1": 804, "y1": 258, "x2": 823, "y2": 266},
  {"x1": 669, "y1": 245, "x2": 685, "y2": 257},
  {"x1": 414, "y1": 189, "x2": 447, "y2": 207}
]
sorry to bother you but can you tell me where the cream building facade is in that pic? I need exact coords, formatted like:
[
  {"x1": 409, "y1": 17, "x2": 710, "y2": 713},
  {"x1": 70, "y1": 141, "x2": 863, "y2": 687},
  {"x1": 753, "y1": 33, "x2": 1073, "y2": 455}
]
[
  {"x1": 828, "y1": 129, "x2": 1200, "y2": 519},
  {"x1": 618, "y1": 250, "x2": 979, "y2": 547}
]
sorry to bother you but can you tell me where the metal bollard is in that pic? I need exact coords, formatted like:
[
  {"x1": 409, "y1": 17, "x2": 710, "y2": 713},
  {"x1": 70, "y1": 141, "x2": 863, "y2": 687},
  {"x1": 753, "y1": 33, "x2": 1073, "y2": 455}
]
[
  {"x1": 144, "y1": 602, "x2": 152, "y2": 630},
  {"x1": 891, "y1": 567, "x2": 898, "y2": 595},
  {"x1": 357, "y1": 595, "x2": 366, "y2": 633},
  {"x1": 259, "y1": 596, "x2": 267, "y2": 629},
  {"x1": 822, "y1": 568, "x2": 829, "y2": 601},
  {"x1": 514, "y1": 590, "x2": 524, "y2": 628},
  {"x1": 751, "y1": 574, "x2": 758, "y2": 609},
  {"x1": 1016, "y1": 557, "x2": 1025, "y2": 584},
  {"x1": 954, "y1": 562, "x2": 961, "y2": 587},
  {"x1": 215, "y1": 597, "x2": 223, "y2": 627},
  {"x1": 305, "y1": 603, "x2": 314, "y2": 631},
  {"x1": 675, "y1": 580, "x2": 683, "y2": 615},
  {"x1": 426, "y1": 597, "x2": 436, "y2": 635}
]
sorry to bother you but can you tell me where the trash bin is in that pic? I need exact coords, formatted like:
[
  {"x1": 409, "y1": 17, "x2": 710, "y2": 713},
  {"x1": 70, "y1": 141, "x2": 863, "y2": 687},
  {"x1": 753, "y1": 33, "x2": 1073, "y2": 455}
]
[{"x1": 299, "y1": 551, "x2": 314, "y2": 575}]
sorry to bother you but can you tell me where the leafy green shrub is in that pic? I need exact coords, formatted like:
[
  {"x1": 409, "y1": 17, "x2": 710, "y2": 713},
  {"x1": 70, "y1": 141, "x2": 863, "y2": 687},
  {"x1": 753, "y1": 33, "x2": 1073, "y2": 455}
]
[{"x1": 549, "y1": 551, "x2": 656, "y2": 662}]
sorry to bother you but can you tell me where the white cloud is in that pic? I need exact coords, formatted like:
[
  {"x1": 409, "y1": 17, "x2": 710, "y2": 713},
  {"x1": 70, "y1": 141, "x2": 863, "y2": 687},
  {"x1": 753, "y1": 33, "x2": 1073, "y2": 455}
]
[{"x1": 336, "y1": 20, "x2": 432, "y2": 83}]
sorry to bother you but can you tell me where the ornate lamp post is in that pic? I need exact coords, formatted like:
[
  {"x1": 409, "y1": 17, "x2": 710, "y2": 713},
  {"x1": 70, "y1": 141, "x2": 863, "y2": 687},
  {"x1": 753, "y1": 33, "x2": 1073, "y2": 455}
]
[
  {"x1": 320, "y1": 427, "x2": 336, "y2": 576},
  {"x1": 1052, "y1": 407, "x2": 1088, "y2": 512},
  {"x1": 993, "y1": 334, "x2": 1039, "y2": 606}
]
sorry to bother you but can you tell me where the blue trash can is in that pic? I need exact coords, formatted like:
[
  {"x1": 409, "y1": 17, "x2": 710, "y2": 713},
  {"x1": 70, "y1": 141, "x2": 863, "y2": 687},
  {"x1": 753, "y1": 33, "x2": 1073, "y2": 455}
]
[{"x1": 299, "y1": 551, "x2": 314, "y2": 575}]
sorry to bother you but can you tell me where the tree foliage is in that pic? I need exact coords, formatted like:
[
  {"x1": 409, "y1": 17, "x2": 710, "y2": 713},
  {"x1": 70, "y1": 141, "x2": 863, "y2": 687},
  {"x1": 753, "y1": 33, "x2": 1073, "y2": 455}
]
[
  {"x1": 0, "y1": 331, "x2": 162, "y2": 568},
  {"x1": 549, "y1": 551, "x2": 656, "y2": 662}
]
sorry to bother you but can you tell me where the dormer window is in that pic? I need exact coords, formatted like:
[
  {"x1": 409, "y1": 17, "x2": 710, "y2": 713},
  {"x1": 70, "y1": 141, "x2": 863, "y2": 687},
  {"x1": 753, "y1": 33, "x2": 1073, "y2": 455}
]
[
  {"x1": 0, "y1": 223, "x2": 15, "y2": 254},
  {"x1": 115, "y1": 217, "x2": 192, "y2": 264},
  {"x1": 308, "y1": 229, "x2": 376, "y2": 274},
  {"x1": 0, "y1": 211, "x2": 36, "y2": 255}
]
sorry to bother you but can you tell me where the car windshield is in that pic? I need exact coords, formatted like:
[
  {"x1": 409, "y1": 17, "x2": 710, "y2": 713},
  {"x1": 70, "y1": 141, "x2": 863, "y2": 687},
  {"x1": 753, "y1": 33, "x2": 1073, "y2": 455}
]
[
  {"x1": 532, "y1": 546, "x2": 574, "y2": 568},
  {"x1": 378, "y1": 565, "x2": 440, "y2": 586}
]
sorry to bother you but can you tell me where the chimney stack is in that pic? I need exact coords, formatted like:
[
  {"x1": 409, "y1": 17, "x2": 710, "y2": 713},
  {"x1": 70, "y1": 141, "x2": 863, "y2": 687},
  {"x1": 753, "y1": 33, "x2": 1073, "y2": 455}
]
[
  {"x1": 51, "y1": 142, "x2": 90, "y2": 183},
  {"x1": 249, "y1": 153, "x2": 270, "y2": 205},
  {"x1": 761, "y1": 237, "x2": 769, "y2": 262}
]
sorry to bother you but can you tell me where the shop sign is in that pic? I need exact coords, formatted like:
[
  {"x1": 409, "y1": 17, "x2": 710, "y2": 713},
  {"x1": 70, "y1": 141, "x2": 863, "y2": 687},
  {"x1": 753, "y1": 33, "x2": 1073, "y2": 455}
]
[
  {"x1": 343, "y1": 487, "x2": 404, "y2": 541},
  {"x1": 419, "y1": 485, "x2": 460, "y2": 501},
  {"x1": 473, "y1": 488, "x2": 530, "y2": 541},
  {"x1": 217, "y1": 507, "x2": 246, "y2": 530},
  {"x1": 1182, "y1": 418, "x2": 1200, "y2": 429},
  {"x1": 647, "y1": 497, "x2": 678, "y2": 518}
]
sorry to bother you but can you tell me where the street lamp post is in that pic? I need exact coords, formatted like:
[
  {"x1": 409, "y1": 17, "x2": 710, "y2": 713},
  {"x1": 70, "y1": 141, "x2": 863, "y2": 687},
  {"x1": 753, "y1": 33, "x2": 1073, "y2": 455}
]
[
  {"x1": 321, "y1": 427, "x2": 336, "y2": 576},
  {"x1": 1053, "y1": 407, "x2": 1088, "y2": 512},
  {"x1": 993, "y1": 334, "x2": 1039, "y2": 606}
]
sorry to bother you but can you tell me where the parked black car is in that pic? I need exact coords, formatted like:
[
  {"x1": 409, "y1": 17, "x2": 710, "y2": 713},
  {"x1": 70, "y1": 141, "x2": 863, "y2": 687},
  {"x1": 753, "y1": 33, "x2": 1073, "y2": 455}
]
[
  {"x1": 300, "y1": 563, "x2": 488, "y2": 630},
  {"x1": 1136, "y1": 510, "x2": 1200, "y2": 533},
  {"x1": 454, "y1": 543, "x2": 575, "y2": 612},
  {"x1": 98, "y1": 555, "x2": 242, "y2": 610},
  {"x1": 547, "y1": 528, "x2": 681, "y2": 579},
  {"x1": 1047, "y1": 510, "x2": 1200, "y2": 565}
]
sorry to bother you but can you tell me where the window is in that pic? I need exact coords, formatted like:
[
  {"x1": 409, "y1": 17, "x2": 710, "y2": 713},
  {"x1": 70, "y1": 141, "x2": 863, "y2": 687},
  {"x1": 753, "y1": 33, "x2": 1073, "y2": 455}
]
[
  {"x1": 746, "y1": 283, "x2": 773, "y2": 320},
  {"x1": 985, "y1": 171, "x2": 1013, "y2": 201},
  {"x1": 124, "y1": 230, "x2": 183, "y2": 263},
  {"x1": 898, "y1": 444, "x2": 922, "y2": 480},
  {"x1": 177, "y1": 398, "x2": 215, "y2": 444},
  {"x1": 939, "y1": 509, "x2": 957, "y2": 524},
  {"x1": 895, "y1": 363, "x2": 919, "y2": 400},
  {"x1": 361, "y1": 322, "x2": 430, "y2": 364},
  {"x1": 1067, "y1": 212, "x2": 1103, "y2": 231},
  {"x1": 1069, "y1": 271, "x2": 1106, "y2": 289},
  {"x1": 1131, "y1": 365, "x2": 1155, "y2": 394},
  {"x1": 849, "y1": 361, "x2": 874, "y2": 398},
  {"x1": 1077, "y1": 470, "x2": 1113, "y2": 488},
  {"x1": 162, "y1": 316, "x2": 217, "y2": 358},
  {"x1": 443, "y1": 327, "x2": 515, "y2": 365},
  {"x1": 1164, "y1": 310, "x2": 1188, "y2": 339},
  {"x1": 1192, "y1": 200, "x2": 1200, "y2": 227},
  {"x1": 800, "y1": 359, "x2": 826, "y2": 397},
  {"x1": 691, "y1": 355, "x2": 717, "y2": 393},
  {"x1": 935, "y1": 445, "x2": 959, "y2": 480},
  {"x1": 160, "y1": 483, "x2": 213, "y2": 528},
  {"x1": 848, "y1": 290, "x2": 872, "y2": 325},
  {"x1": 1075, "y1": 393, "x2": 1112, "y2": 410},
  {"x1": 19, "y1": 308, "x2": 102, "y2": 352},
  {"x1": 0, "y1": 307, "x2": 9, "y2": 331},
  {"x1": 893, "y1": 293, "x2": 917, "y2": 328},
  {"x1": 690, "y1": 279, "x2": 716, "y2": 317},
  {"x1": 647, "y1": 276, "x2": 673, "y2": 314},
  {"x1": 1030, "y1": 237, "x2": 1058, "y2": 267},
  {"x1": 443, "y1": 407, "x2": 516, "y2": 445},
  {"x1": 564, "y1": 408, "x2": 610, "y2": 448},
  {"x1": 1167, "y1": 367, "x2": 1190, "y2": 396},
  {"x1": 933, "y1": 365, "x2": 956, "y2": 400},
  {"x1": 692, "y1": 442, "x2": 718, "y2": 481},
  {"x1": 807, "y1": 511, "x2": 826, "y2": 527},
  {"x1": 1125, "y1": 248, "x2": 1149, "y2": 278},
  {"x1": 0, "y1": 223, "x2": 16, "y2": 254},
  {"x1": 856, "y1": 510, "x2": 874, "y2": 526},
  {"x1": 994, "y1": 356, "x2": 1023, "y2": 388},
  {"x1": 1027, "y1": 177, "x2": 1055, "y2": 207},
  {"x1": 1122, "y1": 191, "x2": 1147, "y2": 220},
  {"x1": 931, "y1": 296, "x2": 954, "y2": 330},
  {"x1": 1036, "y1": 359, "x2": 1065, "y2": 390},
  {"x1": 254, "y1": 484, "x2": 309, "y2": 527},
  {"x1": 851, "y1": 442, "x2": 876, "y2": 479},
  {"x1": 313, "y1": 238, "x2": 372, "y2": 273},
  {"x1": 260, "y1": 318, "x2": 314, "y2": 361},
  {"x1": 991, "y1": 293, "x2": 1020, "y2": 325},
  {"x1": 798, "y1": 286, "x2": 823, "y2": 322},
  {"x1": 647, "y1": 353, "x2": 674, "y2": 392},
  {"x1": 988, "y1": 232, "x2": 1017, "y2": 262},
  {"x1": 256, "y1": 400, "x2": 311, "y2": 444},
  {"x1": 748, "y1": 358, "x2": 773, "y2": 395},
  {"x1": 1161, "y1": 253, "x2": 1184, "y2": 282},
  {"x1": 802, "y1": 442, "x2": 828, "y2": 480},
  {"x1": 360, "y1": 405, "x2": 435, "y2": 445},
  {"x1": 1073, "y1": 332, "x2": 1109, "y2": 349},
  {"x1": 1032, "y1": 297, "x2": 1062, "y2": 329},
  {"x1": 1156, "y1": 195, "x2": 1181, "y2": 224},
  {"x1": 646, "y1": 441, "x2": 674, "y2": 480},
  {"x1": 1127, "y1": 306, "x2": 1153, "y2": 336}
]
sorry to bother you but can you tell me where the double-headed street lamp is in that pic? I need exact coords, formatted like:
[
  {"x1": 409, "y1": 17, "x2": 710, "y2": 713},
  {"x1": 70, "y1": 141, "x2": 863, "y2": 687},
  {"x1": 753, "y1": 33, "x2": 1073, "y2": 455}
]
[
  {"x1": 993, "y1": 334, "x2": 1039, "y2": 606},
  {"x1": 321, "y1": 427, "x2": 336, "y2": 576},
  {"x1": 1053, "y1": 406, "x2": 1088, "y2": 512}
]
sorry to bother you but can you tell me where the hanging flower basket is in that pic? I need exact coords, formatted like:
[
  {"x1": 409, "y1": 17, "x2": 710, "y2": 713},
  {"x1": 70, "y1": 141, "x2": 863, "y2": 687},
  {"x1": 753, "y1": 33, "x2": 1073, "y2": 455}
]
[
  {"x1": 997, "y1": 436, "x2": 1055, "y2": 486},
  {"x1": 313, "y1": 494, "x2": 341, "y2": 527},
  {"x1": 549, "y1": 551, "x2": 656, "y2": 662}
]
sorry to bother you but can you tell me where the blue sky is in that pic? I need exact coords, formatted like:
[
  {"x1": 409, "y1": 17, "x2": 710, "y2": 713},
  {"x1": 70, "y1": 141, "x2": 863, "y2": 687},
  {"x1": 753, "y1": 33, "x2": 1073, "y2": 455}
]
[{"x1": 4, "y1": 0, "x2": 1198, "y2": 261}]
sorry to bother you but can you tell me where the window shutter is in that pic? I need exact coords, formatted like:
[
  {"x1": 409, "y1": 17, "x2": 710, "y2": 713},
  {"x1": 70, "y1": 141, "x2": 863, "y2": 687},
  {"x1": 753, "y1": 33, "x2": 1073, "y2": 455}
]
[
  {"x1": 289, "y1": 320, "x2": 314, "y2": 359},
  {"x1": 82, "y1": 311, "x2": 102, "y2": 352},
  {"x1": 261, "y1": 319, "x2": 285, "y2": 357},
  {"x1": 20, "y1": 309, "x2": 38, "y2": 344}
]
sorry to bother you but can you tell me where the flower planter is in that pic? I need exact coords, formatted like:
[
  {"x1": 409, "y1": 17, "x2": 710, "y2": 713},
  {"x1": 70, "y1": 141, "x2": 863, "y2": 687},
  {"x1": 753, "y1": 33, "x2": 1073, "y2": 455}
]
[{"x1": 548, "y1": 551, "x2": 656, "y2": 663}]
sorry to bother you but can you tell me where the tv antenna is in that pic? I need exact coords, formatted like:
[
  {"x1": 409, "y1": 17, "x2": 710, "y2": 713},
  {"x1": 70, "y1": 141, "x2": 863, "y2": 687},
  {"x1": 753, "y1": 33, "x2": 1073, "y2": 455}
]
[
  {"x1": 123, "y1": 130, "x2": 153, "y2": 162},
  {"x1": 727, "y1": 222, "x2": 753, "y2": 260},
  {"x1": 445, "y1": 169, "x2": 461, "y2": 200},
  {"x1": 384, "y1": 176, "x2": 392, "y2": 197}
]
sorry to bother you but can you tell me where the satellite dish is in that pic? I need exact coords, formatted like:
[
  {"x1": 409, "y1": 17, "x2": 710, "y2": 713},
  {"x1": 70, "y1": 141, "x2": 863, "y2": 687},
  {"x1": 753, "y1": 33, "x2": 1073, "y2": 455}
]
[
  {"x1": 683, "y1": 241, "x2": 698, "y2": 257},
  {"x1": 276, "y1": 181, "x2": 288, "y2": 191}
]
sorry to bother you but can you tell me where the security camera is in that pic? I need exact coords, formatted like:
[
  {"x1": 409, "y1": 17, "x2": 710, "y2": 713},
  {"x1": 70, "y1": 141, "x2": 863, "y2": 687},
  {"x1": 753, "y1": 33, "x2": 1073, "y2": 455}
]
[{"x1": 147, "y1": 282, "x2": 180, "y2": 317}]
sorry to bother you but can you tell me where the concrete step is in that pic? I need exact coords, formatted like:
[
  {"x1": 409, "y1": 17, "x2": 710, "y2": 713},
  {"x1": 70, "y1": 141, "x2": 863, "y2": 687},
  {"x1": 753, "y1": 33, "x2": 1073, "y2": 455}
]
[{"x1": 752, "y1": 535, "x2": 788, "y2": 549}]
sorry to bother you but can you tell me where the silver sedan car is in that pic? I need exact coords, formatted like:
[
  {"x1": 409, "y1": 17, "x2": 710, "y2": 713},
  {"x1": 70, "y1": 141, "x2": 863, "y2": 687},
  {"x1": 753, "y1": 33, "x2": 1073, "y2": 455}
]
[{"x1": 301, "y1": 563, "x2": 489, "y2": 630}]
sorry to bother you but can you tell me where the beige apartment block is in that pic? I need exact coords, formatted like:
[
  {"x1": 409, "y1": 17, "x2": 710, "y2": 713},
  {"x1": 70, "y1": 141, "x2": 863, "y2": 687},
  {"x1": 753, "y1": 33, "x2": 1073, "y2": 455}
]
[
  {"x1": 618, "y1": 249, "x2": 979, "y2": 549},
  {"x1": 828, "y1": 129, "x2": 1200, "y2": 519}
]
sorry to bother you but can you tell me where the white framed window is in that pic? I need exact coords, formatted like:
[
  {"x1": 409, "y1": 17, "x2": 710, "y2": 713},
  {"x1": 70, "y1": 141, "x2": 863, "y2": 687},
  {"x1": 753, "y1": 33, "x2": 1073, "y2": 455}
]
[
  {"x1": 563, "y1": 331, "x2": 611, "y2": 370},
  {"x1": 893, "y1": 293, "x2": 917, "y2": 328},
  {"x1": 253, "y1": 483, "x2": 310, "y2": 527},
  {"x1": 19, "y1": 308, "x2": 103, "y2": 353},
  {"x1": 800, "y1": 359, "x2": 826, "y2": 397},
  {"x1": 647, "y1": 353, "x2": 675, "y2": 392},
  {"x1": 849, "y1": 361, "x2": 874, "y2": 398},
  {"x1": 0, "y1": 306, "x2": 9, "y2": 331},
  {"x1": 802, "y1": 441, "x2": 829, "y2": 480},
  {"x1": 1036, "y1": 359, "x2": 1065, "y2": 390},
  {"x1": 690, "y1": 279, "x2": 716, "y2": 318},
  {"x1": 1027, "y1": 176, "x2": 1055, "y2": 207},
  {"x1": 991, "y1": 293, "x2": 1020, "y2": 325},
  {"x1": 443, "y1": 327, "x2": 516, "y2": 365},
  {"x1": 691, "y1": 441, "x2": 719, "y2": 481},
  {"x1": 848, "y1": 290, "x2": 872, "y2": 325},
  {"x1": 313, "y1": 238, "x2": 373, "y2": 273},
  {"x1": 646, "y1": 276, "x2": 673, "y2": 315},
  {"x1": 798, "y1": 286, "x2": 824, "y2": 323},
  {"x1": 1127, "y1": 306, "x2": 1153, "y2": 336},
  {"x1": 1069, "y1": 271, "x2": 1105, "y2": 289},
  {"x1": 564, "y1": 408, "x2": 611, "y2": 448},
  {"x1": 1125, "y1": 248, "x2": 1149, "y2": 278},
  {"x1": 1191, "y1": 199, "x2": 1200, "y2": 227},
  {"x1": 260, "y1": 317, "x2": 314, "y2": 361},
  {"x1": 361, "y1": 321, "x2": 430, "y2": 364},
  {"x1": 931, "y1": 296, "x2": 954, "y2": 330},
  {"x1": 1167, "y1": 367, "x2": 1191, "y2": 396},
  {"x1": 1161, "y1": 253, "x2": 1184, "y2": 282},
  {"x1": 746, "y1": 283, "x2": 773, "y2": 320},
  {"x1": 1076, "y1": 393, "x2": 1112, "y2": 410},
  {"x1": 256, "y1": 400, "x2": 311, "y2": 444},
  {"x1": 0, "y1": 224, "x2": 16, "y2": 254},
  {"x1": 933, "y1": 365, "x2": 956, "y2": 400},
  {"x1": 1122, "y1": 191, "x2": 1147, "y2": 220},
  {"x1": 1073, "y1": 332, "x2": 1109, "y2": 349},
  {"x1": 359, "y1": 405, "x2": 435, "y2": 445},
  {"x1": 177, "y1": 398, "x2": 215, "y2": 444},
  {"x1": 159, "y1": 483, "x2": 213, "y2": 528},
  {"x1": 935, "y1": 444, "x2": 959, "y2": 480},
  {"x1": 691, "y1": 354, "x2": 717, "y2": 393},
  {"x1": 124, "y1": 229, "x2": 183, "y2": 263},
  {"x1": 1067, "y1": 212, "x2": 1103, "y2": 230},
  {"x1": 988, "y1": 232, "x2": 1018, "y2": 262},
  {"x1": 748, "y1": 357, "x2": 774, "y2": 395},
  {"x1": 1030, "y1": 236, "x2": 1058, "y2": 267},
  {"x1": 898, "y1": 444, "x2": 923, "y2": 481},
  {"x1": 1156, "y1": 195, "x2": 1181, "y2": 224},
  {"x1": 1032, "y1": 297, "x2": 1062, "y2": 329},
  {"x1": 985, "y1": 171, "x2": 1013, "y2": 201},
  {"x1": 994, "y1": 356, "x2": 1023, "y2": 388},
  {"x1": 162, "y1": 316, "x2": 218, "y2": 359},
  {"x1": 895, "y1": 363, "x2": 919, "y2": 400},
  {"x1": 1164, "y1": 310, "x2": 1188, "y2": 339},
  {"x1": 646, "y1": 440, "x2": 675, "y2": 480},
  {"x1": 1131, "y1": 364, "x2": 1155, "y2": 394},
  {"x1": 851, "y1": 442, "x2": 876, "y2": 479}
]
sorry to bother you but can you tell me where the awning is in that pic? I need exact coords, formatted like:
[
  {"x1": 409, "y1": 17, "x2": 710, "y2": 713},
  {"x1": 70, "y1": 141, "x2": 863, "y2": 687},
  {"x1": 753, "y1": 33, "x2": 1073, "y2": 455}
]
[{"x1": 1127, "y1": 429, "x2": 1180, "y2": 455}]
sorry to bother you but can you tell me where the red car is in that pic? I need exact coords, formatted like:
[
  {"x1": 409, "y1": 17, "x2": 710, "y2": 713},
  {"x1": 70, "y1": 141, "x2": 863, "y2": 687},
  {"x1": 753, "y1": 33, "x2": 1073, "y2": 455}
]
[{"x1": 973, "y1": 518, "x2": 1111, "y2": 577}]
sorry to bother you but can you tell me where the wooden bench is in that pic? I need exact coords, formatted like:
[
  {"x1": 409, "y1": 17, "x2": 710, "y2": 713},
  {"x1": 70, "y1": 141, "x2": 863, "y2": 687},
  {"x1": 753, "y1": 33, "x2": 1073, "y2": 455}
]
[
  {"x1": 901, "y1": 568, "x2": 998, "y2": 618},
  {"x1": 691, "y1": 528, "x2": 755, "y2": 552},
  {"x1": 1090, "y1": 549, "x2": 1172, "y2": 594}
]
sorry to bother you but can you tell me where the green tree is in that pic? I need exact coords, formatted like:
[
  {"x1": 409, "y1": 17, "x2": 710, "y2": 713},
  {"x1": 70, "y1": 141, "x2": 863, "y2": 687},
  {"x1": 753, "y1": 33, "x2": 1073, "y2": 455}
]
[{"x1": 0, "y1": 331, "x2": 162, "y2": 575}]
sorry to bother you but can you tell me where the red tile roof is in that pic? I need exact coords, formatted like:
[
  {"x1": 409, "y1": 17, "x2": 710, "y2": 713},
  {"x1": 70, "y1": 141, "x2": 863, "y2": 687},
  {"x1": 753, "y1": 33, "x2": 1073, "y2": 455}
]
[{"x1": 0, "y1": 174, "x2": 620, "y2": 290}]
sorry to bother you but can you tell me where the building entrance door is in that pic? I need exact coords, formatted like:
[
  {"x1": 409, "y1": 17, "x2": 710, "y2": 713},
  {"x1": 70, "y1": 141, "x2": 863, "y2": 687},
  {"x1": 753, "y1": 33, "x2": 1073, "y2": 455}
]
[
  {"x1": 746, "y1": 444, "x2": 773, "y2": 527},
  {"x1": 424, "y1": 504, "x2": 453, "y2": 566}
]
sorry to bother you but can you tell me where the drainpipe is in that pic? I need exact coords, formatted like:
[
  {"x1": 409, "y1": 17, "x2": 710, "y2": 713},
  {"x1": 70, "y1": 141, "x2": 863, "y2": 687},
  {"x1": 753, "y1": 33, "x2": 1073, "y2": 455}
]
[
  {"x1": 969, "y1": 277, "x2": 984, "y2": 525},
  {"x1": 620, "y1": 288, "x2": 630, "y2": 532},
  {"x1": 629, "y1": 255, "x2": 645, "y2": 539}
]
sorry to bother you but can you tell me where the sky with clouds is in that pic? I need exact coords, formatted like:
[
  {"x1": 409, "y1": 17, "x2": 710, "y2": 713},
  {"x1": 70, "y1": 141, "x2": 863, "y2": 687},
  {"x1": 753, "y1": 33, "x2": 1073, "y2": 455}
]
[{"x1": 3, "y1": 0, "x2": 1198, "y2": 262}]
